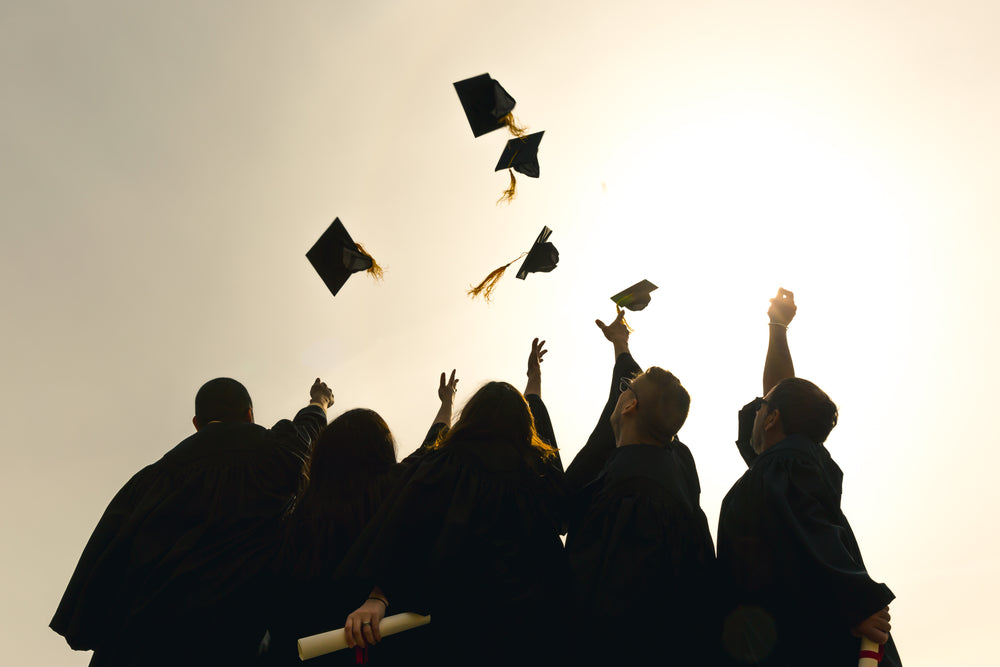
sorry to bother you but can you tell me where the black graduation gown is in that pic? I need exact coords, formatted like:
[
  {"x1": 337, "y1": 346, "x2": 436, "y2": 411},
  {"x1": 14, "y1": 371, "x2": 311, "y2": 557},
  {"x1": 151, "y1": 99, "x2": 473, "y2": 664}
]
[
  {"x1": 339, "y1": 395, "x2": 569, "y2": 666},
  {"x1": 50, "y1": 406, "x2": 326, "y2": 667},
  {"x1": 261, "y1": 430, "x2": 437, "y2": 667},
  {"x1": 717, "y1": 431, "x2": 902, "y2": 666},
  {"x1": 565, "y1": 353, "x2": 718, "y2": 663}
]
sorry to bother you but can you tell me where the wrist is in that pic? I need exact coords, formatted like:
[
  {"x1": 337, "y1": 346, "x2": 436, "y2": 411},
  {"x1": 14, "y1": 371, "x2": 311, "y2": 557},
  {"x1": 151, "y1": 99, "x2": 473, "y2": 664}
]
[{"x1": 768, "y1": 322, "x2": 788, "y2": 330}]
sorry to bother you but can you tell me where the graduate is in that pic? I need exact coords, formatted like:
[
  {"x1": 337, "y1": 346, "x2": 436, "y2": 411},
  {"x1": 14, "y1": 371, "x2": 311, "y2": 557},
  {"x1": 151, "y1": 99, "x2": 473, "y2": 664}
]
[
  {"x1": 338, "y1": 339, "x2": 569, "y2": 666},
  {"x1": 717, "y1": 289, "x2": 902, "y2": 666},
  {"x1": 564, "y1": 305, "x2": 717, "y2": 664},
  {"x1": 261, "y1": 408, "x2": 399, "y2": 666},
  {"x1": 50, "y1": 378, "x2": 333, "y2": 667}
]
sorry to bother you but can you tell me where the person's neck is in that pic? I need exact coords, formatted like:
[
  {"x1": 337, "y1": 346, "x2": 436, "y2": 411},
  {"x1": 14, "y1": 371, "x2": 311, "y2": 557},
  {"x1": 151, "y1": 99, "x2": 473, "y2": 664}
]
[{"x1": 615, "y1": 426, "x2": 666, "y2": 448}]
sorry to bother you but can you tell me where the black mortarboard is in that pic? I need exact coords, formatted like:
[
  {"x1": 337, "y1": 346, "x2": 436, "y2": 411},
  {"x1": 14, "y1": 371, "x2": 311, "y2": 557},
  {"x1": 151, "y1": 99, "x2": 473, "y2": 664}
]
[
  {"x1": 516, "y1": 226, "x2": 558, "y2": 279},
  {"x1": 611, "y1": 279, "x2": 658, "y2": 311},
  {"x1": 454, "y1": 73, "x2": 518, "y2": 138},
  {"x1": 306, "y1": 218, "x2": 382, "y2": 297},
  {"x1": 495, "y1": 131, "x2": 544, "y2": 204},
  {"x1": 495, "y1": 131, "x2": 544, "y2": 177},
  {"x1": 468, "y1": 226, "x2": 559, "y2": 301}
]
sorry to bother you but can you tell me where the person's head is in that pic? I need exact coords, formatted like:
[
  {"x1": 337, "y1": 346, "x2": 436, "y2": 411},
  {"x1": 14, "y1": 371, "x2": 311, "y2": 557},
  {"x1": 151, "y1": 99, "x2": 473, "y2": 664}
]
[
  {"x1": 610, "y1": 367, "x2": 690, "y2": 446},
  {"x1": 750, "y1": 377, "x2": 838, "y2": 453},
  {"x1": 302, "y1": 408, "x2": 397, "y2": 494},
  {"x1": 290, "y1": 408, "x2": 397, "y2": 569},
  {"x1": 192, "y1": 378, "x2": 253, "y2": 430},
  {"x1": 433, "y1": 381, "x2": 557, "y2": 461}
]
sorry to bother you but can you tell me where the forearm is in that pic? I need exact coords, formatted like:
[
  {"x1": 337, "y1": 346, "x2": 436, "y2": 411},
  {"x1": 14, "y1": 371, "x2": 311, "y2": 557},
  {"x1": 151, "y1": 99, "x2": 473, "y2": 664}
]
[
  {"x1": 566, "y1": 352, "x2": 641, "y2": 489},
  {"x1": 432, "y1": 398, "x2": 454, "y2": 427},
  {"x1": 762, "y1": 324, "x2": 794, "y2": 394}
]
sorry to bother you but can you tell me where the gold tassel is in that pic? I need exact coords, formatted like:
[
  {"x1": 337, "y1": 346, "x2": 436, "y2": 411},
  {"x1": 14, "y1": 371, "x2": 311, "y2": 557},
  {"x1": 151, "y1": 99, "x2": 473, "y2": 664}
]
[
  {"x1": 468, "y1": 252, "x2": 527, "y2": 301},
  {"x1": 496, "y1": 169, "x2": 517, "y2": 206},
  {"x1": 500, "y1": 112, "x2": 528, "y2": 137},
  {"x1": 355, "y1": 242, "x2": 384, "y2": 281},
  {"x1": 614, "y1": 306, "x2": 635, "y2": 333}
]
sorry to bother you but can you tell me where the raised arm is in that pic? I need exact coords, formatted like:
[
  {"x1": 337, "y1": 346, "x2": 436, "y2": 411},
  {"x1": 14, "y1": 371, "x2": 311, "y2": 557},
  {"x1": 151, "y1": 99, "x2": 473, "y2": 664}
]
[
  {"x1": 565, "y1": 310, "x2": 641, "y2": 492},
  {"x1": 763, "y1": 288, "x2": 797, "y2": 394},
  {"x1": 433, "y1": 369, "x2": 459, "y2": 427},
  {"x1": 525, "y1": 337, "x2": 547, "y2": 397}
]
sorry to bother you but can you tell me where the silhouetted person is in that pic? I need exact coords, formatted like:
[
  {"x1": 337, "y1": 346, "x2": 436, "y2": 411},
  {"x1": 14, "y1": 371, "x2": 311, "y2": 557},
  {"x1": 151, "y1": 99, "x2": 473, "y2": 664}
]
[
  {"x1": 564, "y1": 309, "x2": 717, "y2": 664},
  {"x1": 340, "y1": 340, "x2": 569, "y2": 666},
  {"x1": 717, "y1": 289, "x2": 901, "y2": 666},
  {"x1": 51, "y1": 377, "x2": 332, "y2": 667}
]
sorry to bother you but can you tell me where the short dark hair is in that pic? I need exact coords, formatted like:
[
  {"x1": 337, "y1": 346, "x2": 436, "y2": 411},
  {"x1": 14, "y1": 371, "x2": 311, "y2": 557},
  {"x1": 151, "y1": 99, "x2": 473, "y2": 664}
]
[
  {"x1": 639, "y1": 367, "x2": 690, "y2": 441},
  {"x1": 768, "y1": 377, "x2": 838, "y2": 444},
  {"x1": 194, "y1": 378, "x2": 252, "y2": 424}
]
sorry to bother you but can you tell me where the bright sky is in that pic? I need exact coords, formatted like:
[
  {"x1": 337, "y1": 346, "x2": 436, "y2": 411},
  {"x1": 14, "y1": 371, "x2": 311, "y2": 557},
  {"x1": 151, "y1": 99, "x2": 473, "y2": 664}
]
[{"x1": 3, "y1": 2, "x2": 998, "y2": 664}]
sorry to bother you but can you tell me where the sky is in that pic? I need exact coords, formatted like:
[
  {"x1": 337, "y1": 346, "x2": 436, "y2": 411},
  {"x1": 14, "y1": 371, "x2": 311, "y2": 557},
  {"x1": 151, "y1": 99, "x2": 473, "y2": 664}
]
[{"x1": 3, "y1": 1, "x2": 998, "y2": 664}]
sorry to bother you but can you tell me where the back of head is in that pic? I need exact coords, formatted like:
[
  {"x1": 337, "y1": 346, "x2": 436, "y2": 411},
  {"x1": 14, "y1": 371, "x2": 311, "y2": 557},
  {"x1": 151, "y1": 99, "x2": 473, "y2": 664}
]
[
  {"x1": 290, "y1": 409, "x2": 397, "y2": 570},
  {"x1": 769, "y1": 377, "x2": 839, "y2": 444},
  {"x1": 194, "y1": 378, "x2": 253, "y2": 424},
  {"x1": 639, "y1": 367, "x2": 691, "y2": 442},
  {"x1": 436, "y1": 381, "x2": 556, "y2": 461},
  {"x1": 304, "y1": 408, "x2": 397, "y2": 496}
]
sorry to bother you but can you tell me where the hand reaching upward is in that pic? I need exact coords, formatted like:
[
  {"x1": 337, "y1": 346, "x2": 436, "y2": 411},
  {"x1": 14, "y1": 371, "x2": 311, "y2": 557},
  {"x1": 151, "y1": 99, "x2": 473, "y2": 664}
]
[{"x1": 768, "y1": 288, "x2": 797, "y2": 327}]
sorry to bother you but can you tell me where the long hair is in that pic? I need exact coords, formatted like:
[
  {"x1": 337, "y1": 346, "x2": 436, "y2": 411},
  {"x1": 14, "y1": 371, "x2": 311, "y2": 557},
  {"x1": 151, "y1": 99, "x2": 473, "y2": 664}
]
[
  {"x1": 285, "y1": 408, "x2": 397, "y2": 575},
  {"x1": 430, "y1": 381, "x2": 557, "y2": 463}
]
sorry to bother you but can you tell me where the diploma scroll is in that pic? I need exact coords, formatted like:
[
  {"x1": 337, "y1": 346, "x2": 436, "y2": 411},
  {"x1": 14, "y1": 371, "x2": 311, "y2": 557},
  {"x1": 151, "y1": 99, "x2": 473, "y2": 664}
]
[
  {"x1": 297, "y1": 613, "x2": 431, "y2": 661},
  {"x1": 858, "y1": 636, "x2": 883, "y2": 666}
]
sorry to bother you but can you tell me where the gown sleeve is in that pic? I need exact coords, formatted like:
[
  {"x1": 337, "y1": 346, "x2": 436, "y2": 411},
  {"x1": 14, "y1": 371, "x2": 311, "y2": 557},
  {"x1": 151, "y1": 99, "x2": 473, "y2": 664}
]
[
  {"x1": 49, "y1": 464, "x2": 158, "y2": 649},
  {"x1": 758, "y1": 454, "x2": 895, "y2": 627},
  {"x1": 565, "y1": 353, "x2": 642, "y2": 493}
]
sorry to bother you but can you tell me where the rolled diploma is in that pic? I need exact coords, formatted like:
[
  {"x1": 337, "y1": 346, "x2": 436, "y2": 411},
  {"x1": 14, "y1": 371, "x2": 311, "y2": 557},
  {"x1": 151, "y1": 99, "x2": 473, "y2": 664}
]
[
  {"x1": 858, "y1": 637, "x2": 881, "y2": 666},
  {"x1": 297, "y1": 613, "x2": 431, "y2": 660}
]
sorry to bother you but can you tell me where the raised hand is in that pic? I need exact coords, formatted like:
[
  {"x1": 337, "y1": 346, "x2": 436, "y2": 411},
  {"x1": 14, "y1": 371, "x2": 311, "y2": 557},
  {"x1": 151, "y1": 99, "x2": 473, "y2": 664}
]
[
  {"x1": 438, "y1": 369, "x2": 459, "y2": 403},
  {"x1": 525, "y1": 338, "x2": 547, "y2": 397},
  {"x1": 309, "y1": 378, "x2": 334, "y2": 409},
  {"x1": 767, "y1": 287, "x2": 797, "y2": 327},
  {"x1": 596, "y1": 308, "x2": 630, "y2": 356}
]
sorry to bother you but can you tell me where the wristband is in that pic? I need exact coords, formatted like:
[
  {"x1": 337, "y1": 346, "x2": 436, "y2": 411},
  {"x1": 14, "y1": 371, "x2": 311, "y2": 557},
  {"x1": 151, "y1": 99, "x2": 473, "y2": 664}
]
[
  {"x1": 768, "y1": 322, "x2": 788, "y2": 330},
  {"x1": 367, "y1": 597, "x2": 388, "y2": 609}
]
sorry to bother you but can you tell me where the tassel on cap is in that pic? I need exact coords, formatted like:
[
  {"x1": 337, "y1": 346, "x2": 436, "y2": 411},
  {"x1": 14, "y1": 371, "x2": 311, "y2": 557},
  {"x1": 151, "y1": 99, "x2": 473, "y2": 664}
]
[
  {"x1": 501, "y1": 112, "x2": 527, "y2": 137},
  {"x1": 355, "y1": 243, "x2": 384, "y2": 280},
  {"x1": 496, "y1": 169, "x2": 518, "y2": 205},
  {"x1": 468, "y1": 252, "x2": 527, "y2": 301}
]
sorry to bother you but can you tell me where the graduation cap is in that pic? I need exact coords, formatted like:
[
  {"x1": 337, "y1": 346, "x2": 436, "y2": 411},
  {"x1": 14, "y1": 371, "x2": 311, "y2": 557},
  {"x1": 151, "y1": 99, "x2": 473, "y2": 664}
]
[
  {"x1": 306, "y1": 218, "x2": 383, "y2": 297},
  {"x1": 611, "y1": 279, "x2": 658, "y2": 311},
  {"x1": 453, "y1": 73, "x2": 526, "y2": 138},
  {"x1": 495, "y1": 131, "x2": 544, "y2": 204},
  {"x1": 468, "y1": 226, "x2": 558, "y2": 301}
]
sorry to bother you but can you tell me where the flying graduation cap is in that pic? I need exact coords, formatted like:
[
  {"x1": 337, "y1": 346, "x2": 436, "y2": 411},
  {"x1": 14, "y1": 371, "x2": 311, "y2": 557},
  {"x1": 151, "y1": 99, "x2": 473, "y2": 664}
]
[
  {"x1": 468, "y1": 226, "x2": 558, "y2": 301},
  {"x1": 453, "y1": 73, "x2": 527, "y2": 138},
  {"x1": 306, "y1": 218, "x2": 383, "y2": 297},
  {"x1": 611, "y1": 279, "x2": 659, "y2": 311},
  {"x1": 495, "y1": 131, "x2": 544, "y2": 204}
]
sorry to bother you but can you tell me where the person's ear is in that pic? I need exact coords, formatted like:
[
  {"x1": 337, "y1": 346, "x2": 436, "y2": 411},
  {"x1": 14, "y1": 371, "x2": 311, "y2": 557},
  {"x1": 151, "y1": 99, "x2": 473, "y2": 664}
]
[
  {"x1": 763, "y1": 409, "x2": 780, "y2": 432},
  {"x1": 620, "y1": 395, "x2": 639, "y2": 416},
  {"x1": 246, "y1": 407, "x2": 254, "y2": 424},
  {"x1": 192, "y1": 416, "x2": 201, "y2": 431}
]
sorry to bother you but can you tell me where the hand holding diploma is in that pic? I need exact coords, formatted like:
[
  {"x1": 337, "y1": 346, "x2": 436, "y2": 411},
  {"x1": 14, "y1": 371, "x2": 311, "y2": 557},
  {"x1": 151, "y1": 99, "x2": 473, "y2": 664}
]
[
  {"x1": 298, "y1": 613, "x2": 432, "y2": 660},
  {"x1": 344, "y1": 591, "x2": 388, "y2": 648},
  {"x1": 852, "y1": 606, "x2": 890, "y2": 665}
]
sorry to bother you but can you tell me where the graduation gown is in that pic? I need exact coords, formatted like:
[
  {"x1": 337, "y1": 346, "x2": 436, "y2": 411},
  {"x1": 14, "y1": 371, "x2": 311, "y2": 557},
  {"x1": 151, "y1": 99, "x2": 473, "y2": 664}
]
[
  {"x1": 717, "y1": 430, "x2": 902, "y2": 666},
  {"x1": 50, "y1": 406, "x2": 326, "y2": 667},
  {"x1": 261, "y1": 430, "x2": 436, "y2": 666},
  {"x1": 565, "y1": 353, "x2": 717, "y2": 663},
  {"x1": 339, "y1": 395, "x2": 569, "y2": 666}
]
